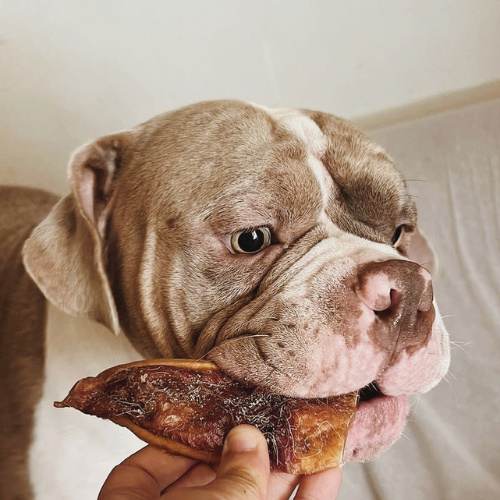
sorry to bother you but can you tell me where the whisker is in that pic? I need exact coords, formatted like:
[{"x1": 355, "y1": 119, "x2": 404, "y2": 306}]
[
  {"x1": 195, "y1": 333, "x2": 272, "y2": 362},
  {"x1": 449, "y1": 340, "x2": 472, "y2": 347},
  {"x1": 449, "y1": 340, "x2": 474, "y2": 360},
  {"x1": 442, "y1": 373, "x2": 459, "y2": 407},
  {"x1": 409, "y1": 394, "x2": 421, "y2": 411},
  {"x1": 222, "y1": 334, "x2": 271, "y2": 344},
  {"x1": 399, "y1": 431, "x2": 411, "y2": 441}
]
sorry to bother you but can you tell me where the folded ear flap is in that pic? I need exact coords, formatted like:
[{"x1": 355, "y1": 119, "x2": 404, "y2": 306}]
[
  {"x1": 406, "y1": 227, "x2": 438, "y2": 277},
  {"x1": 22, "y1": 133, "x2": 129, "y2": 334}
]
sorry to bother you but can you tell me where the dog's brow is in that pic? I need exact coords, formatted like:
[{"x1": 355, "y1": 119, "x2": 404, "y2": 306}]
[
  {"x1": 202, "y1": 205, "x2": 276, "y2": 232},
  {"x1": 249, "y1": 103, "x2": 333, "y2": 207}
]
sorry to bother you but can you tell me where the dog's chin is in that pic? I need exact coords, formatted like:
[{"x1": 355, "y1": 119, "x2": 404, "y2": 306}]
[{"x1": 343, "y1": 384, "x2": 410, "y2": 462}]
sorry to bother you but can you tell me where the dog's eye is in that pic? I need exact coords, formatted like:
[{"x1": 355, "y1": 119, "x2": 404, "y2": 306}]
[
  {"x1": 231, "y1": 228, "x2": 272, "y2": 254},
  {"x1": 391, "y1": 225, "x2": 405, "y2": 248}
]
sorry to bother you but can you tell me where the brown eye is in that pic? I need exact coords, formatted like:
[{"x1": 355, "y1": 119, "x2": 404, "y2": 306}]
[
  {"x1": 391, "y1": 225, "x2": 405, "y2": 248},
  {"x1": 231, "y1": 228, "x2": 272, "y2": 254}
]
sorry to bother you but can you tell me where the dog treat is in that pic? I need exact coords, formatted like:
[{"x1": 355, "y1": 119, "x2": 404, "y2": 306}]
[{"x1": 54, "y1": 359, "x2": 358, "y2": 474}]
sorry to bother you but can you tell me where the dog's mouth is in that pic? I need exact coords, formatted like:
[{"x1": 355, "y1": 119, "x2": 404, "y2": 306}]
[
  {"x1": 359, "y1": 381, "x2": 382, "y2": 402},
  {"x1": 343, "y1": 381, "x2": 410, "y2": 462}
]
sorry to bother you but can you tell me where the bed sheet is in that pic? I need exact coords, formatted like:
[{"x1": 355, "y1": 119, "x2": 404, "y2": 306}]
[{"x1": 338, "y1": 99, "x2": 500, "y2": 499}]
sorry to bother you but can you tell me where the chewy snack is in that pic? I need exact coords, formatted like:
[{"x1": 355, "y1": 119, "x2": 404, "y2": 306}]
[{"x1": 55, "y1": 359, "x2": 358, "y2": 474}]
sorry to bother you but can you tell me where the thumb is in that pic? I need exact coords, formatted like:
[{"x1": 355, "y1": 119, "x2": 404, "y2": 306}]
[{"x1": 210, "y1": 425, "x2": 270, "y2": 500}]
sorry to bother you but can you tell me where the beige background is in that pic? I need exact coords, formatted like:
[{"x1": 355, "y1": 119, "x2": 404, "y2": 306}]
[{"x1": 1, "y1": 0, "x2": 500, "y2": 194}]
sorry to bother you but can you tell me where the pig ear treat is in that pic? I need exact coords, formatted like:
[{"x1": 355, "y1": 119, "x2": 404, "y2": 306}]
[{"x1": 54, "y1": 359, "x2": 358, "y2": 475}]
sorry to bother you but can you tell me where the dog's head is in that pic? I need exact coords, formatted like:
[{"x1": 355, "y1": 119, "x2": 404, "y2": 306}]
[{"x1": 23, "y1": 100, "x2": 449, "y2": 461}]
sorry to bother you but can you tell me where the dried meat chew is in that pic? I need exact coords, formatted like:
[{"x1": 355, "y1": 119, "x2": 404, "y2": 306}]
[{"x1": 54, "y1": 359, "x2": 358, "y2": 474}]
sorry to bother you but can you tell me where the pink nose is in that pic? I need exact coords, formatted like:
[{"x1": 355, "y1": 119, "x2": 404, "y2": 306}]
[{"x1": 354, "y1": 260, "x2": 435, "y2": 353}]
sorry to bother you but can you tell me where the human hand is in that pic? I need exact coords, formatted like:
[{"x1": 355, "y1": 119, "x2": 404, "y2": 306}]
[{"x1": 98, "y1": 424, "x2": 343, "y2": 500}]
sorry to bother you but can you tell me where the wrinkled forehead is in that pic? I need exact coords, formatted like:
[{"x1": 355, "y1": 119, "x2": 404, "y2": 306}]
[
  {"x1": 130, "y1": 101, "x2": 415, "y2": 238},
  {"x1": 202, "y1": 104, "x2": 332, "y2": 231},
  {"x1": 304, "y1": 110, "x2": 416, "y2": 240}
]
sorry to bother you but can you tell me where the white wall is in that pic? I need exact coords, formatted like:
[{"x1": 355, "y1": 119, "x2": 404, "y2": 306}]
[{"x1": 1, "y1": 0, "x2": 500, "y2": 194}]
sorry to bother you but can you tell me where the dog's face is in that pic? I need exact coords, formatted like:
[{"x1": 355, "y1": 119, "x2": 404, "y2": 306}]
[{"x1": 23, "y1": 100, "x2": 449, "y2": 462}]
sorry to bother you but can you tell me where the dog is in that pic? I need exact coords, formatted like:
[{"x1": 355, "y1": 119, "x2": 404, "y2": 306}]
[{"x1": 0, "y1": 100, "x2": 450, "y2": 499}]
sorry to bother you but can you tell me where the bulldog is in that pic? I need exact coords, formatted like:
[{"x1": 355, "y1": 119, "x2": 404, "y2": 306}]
[{"x1": 0, "y1": 100, "x2": 450, "y2": 499}]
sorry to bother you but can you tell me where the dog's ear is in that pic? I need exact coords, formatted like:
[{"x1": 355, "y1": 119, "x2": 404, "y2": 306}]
[
  {"x1": 406, "y1": 227, "x2": 438, "y2": 277},
  {"x1": 22, "y1": 133, "x2": 129, "y2": 334}
]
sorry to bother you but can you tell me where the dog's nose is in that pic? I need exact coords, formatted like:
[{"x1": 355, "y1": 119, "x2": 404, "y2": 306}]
[{"x1": 354, "y1": 260, "x2": 435, "y2": 353}]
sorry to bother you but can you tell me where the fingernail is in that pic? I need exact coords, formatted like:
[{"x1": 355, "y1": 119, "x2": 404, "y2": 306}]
[{"x1": 225, "y1": 426, "x2": 259, "y2": 453}]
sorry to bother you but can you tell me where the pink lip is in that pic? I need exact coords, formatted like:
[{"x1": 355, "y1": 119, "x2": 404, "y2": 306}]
[{"x1": 343, "y1": 394, "x2": 410, "y2": 462}]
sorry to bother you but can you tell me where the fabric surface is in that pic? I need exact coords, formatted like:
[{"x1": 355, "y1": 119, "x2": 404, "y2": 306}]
[{"x1": 338, "y1": 99, "x2": 500, "y2": 499}]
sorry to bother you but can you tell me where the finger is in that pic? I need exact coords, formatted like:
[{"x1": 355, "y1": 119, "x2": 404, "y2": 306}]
[
  {"x1": 163, "y1": 463, "x2": 216, "y2": 493},
  {"x1": 266, "y1": 471, "x2": 300, "y2": 500},
  {"x1": 208, "y1": 425, "x2": 271, "y2": 500},
  {"x1": 294, "y1": 467, "x2": 343, "y2": 500},
  {"x1": 98, "y1": 446, "x2": 197, "y2": 500}
]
